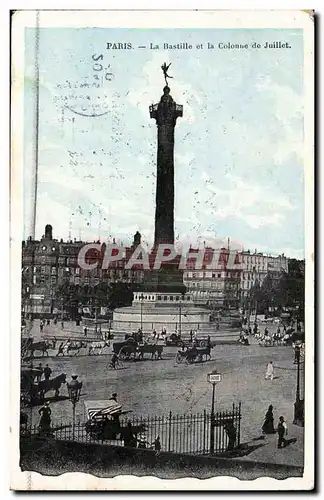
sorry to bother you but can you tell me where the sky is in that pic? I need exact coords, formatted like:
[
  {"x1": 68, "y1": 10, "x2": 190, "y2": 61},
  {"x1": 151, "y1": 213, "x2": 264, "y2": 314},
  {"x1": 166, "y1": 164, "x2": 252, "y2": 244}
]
[{"x1": 23, "y1": 28, "x2": 304, "y2": 258}]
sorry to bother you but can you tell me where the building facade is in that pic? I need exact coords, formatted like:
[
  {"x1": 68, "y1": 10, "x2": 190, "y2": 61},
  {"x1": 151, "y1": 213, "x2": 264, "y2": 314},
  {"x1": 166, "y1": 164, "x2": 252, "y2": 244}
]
[
  {"x1": 183, "y1": 246, "x2": 288, "y2": 310},
  {"x1": 22, "y1": 225, "x2": 144, "y2": 317},
  {"x1": 240, "y1": 250, "x2": 288, "y2": 298},
  {"x1": 183, "y1": 247, "x2": 241, "y2": 309}
]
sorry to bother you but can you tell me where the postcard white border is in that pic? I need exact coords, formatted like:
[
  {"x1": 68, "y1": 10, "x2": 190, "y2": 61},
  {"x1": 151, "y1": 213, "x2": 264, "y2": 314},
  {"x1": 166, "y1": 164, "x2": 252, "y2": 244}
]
[{"x1": 10, "y1": 9, "x2": 314, "y2": 491}]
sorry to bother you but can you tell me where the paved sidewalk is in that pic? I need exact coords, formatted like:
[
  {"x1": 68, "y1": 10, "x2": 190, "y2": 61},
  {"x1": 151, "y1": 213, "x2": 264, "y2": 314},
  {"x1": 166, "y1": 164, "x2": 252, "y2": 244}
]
[{"x1": 237, "y1": 424, "x2": 304, "y2": 468}]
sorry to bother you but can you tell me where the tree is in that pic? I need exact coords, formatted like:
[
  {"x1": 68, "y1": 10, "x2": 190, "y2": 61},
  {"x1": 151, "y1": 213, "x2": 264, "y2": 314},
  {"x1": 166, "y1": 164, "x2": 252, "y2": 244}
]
[
  {"x1": 247, "y1": 260, "x2": 305, "y2": 319},
  {"x1": 54, "y1": 280, "x2": 138, "y2": 318}
]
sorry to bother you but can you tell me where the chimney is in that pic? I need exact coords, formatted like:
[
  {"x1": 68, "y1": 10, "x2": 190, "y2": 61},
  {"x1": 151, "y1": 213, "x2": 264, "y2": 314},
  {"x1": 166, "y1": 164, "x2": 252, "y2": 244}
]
[{"x1": 45, "y1": 224, "x2": 53, "y2": 240}]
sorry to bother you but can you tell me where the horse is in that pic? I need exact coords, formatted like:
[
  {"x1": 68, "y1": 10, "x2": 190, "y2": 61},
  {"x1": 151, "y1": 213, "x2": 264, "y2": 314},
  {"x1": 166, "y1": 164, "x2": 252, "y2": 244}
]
[
  {"x1": 88, "y1": 340, "x2": 110, "y2": 356},
  {"x1": 137, "y1": 344, "x2": 163, "y2": 360},
  {"x1": 28, "y1": 341, "x2": 53, "y2": 357},
  {"x1": 38, "y1": 373, "x2": 67, "y2": 398},
  {"x1": 196, "y1": 345, "x2": 212, "y2": 362}
]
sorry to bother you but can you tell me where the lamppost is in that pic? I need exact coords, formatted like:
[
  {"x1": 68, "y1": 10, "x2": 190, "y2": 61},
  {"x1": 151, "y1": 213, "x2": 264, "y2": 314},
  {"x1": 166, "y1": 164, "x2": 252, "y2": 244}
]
[
  {"x1": 207, "y1": 370, "x2": 222, "y2": 453},
  {"x1": 293, "y1": 343, "x2": 304, "y2": 426},
  {"x1": 139, "y1": 293, "x2": 144, "y2": 331},
  {"x1": 67, "y1": 374, "x2": 83, "y2": 440}
]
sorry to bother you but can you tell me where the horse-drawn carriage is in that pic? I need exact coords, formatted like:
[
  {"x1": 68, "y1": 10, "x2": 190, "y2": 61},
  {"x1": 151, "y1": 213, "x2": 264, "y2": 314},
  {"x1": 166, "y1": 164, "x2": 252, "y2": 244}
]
[
  {"x1": 175, "y1": 344, "x2": 212, "y2": 364},
  {"x1": 165, "y1": 333, "x2": 212, "y2": 348},
  {"x1": 84, "y1": 400, "x2": 146, "y2": 442},
  {"x1": 20, "y1": 368, "x2": 67, "y2": 405},
  {"x1": 112, "y1": 338, "x2": 163, "y2": 361}
]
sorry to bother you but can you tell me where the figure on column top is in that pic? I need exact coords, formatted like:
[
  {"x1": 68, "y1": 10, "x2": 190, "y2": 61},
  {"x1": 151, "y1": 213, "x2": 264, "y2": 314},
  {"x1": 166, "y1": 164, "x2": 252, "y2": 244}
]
[{"x1": 161, "y1": 62, "x2": 173, "y2": 86}]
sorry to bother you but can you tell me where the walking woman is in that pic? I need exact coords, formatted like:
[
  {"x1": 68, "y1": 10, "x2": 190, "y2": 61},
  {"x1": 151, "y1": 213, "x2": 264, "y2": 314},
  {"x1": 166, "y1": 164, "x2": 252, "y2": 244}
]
[{"x1": 262, "y1": 404, "x2": 276, "y2": 434}]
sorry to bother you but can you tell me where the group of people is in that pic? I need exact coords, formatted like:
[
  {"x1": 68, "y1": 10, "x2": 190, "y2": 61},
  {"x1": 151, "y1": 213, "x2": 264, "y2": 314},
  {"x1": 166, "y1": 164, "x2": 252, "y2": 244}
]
[
  {"x1": 39, "y1": 317, "x2": 64, "y2": 332},
  {"x1": 261, "y1": 405, "x2": 289, "y2": 449},
  {"x1": 125, "y1": 328, "x2": 166, "y2": 345},
  {"x1": 122, "y1": 421, "x2": 161, "y2": 453},
  {"x1": 34, "y1": 363, "x2": 52, "y2": 382},
  {"x1": 56, "y1": 339, "x2": 72, "y2": 356},
  {"x1": 239, "y1": 321, "x2": 301, "y2": 347}
]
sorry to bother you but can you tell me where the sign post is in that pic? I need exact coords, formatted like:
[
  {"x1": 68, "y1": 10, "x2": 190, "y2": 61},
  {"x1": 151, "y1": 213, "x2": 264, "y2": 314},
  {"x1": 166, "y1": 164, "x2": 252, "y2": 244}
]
[{"x1": 207, "y1": 371, "x2": 222, "y2": 453}]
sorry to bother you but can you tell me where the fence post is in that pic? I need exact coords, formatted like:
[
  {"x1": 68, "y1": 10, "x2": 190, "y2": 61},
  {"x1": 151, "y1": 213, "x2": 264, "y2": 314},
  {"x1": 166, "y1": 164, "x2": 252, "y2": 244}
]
[
  {"x1": 168, "y1": 411, "x2": 172, "y2": 452},
  {"x1": 203, "y1": 410, "x2": 206, "y2": 453}
]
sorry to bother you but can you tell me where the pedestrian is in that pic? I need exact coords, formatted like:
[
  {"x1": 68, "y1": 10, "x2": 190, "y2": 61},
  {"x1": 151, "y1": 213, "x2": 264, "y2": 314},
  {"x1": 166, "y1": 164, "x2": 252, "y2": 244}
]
[
  {"x1": 265, "y1": 361, "x2": 274, "y2": 380},
  {"x1": 137, "y1": 432, "x2": 147, "y2": 449},
  {"x1": 36, "y1": 363, "x2": 43, "y2": 382},
  {"x1": 43, "y1": 364, "x2": 52, "y2": 380},
  {"x1": 83, "y1": 326, "x2": 88, "y2": 337},
  {"x1": 277, "y1": 416, "x2": 288, "y2": 448},
  {"x1": 40, "y1": 322, "x2": 43, "y2": 333},
  {"x1": 53, "y1": 317, "x2": 57, "y2": 325},
  {"x1": 110, "y1": 392, "x2": 118, "y2": 402},
  {"x1": 262, "y1": 405, "x2": 276, "y2": 434},
  {"x1": 63, "y1": 339, "x2": 71, "y2": 357},
  {"x1": 56, "y1": 342, "x2": 64, "y2": 357},
  {"x1": 47, "y1": 319, "x2": 50, "y2": 326},
  {"x1": 38, "y1": 401, "x2": 52, "y2": 435},
  {"x1": 190, "y1": 330, "x2": 193, "y2": 343},
  {"x1": 152, "y1": 435, "x2": 161, "y2": 455},
  {"x1": 123, "y1": 421, "x2": 136, "y2": 448},
  {"x1": 61, "y1": 320, "x2": 64, "y2": 330},
  {"x1": 224, "y1": 421, "x2": 237, "y2": 451}
]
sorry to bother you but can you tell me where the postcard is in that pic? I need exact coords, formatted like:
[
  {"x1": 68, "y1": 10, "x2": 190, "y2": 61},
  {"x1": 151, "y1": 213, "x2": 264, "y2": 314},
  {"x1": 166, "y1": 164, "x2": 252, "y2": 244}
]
[{"x1": 10, "y1": 9, "x2": 314, "y2": 490}]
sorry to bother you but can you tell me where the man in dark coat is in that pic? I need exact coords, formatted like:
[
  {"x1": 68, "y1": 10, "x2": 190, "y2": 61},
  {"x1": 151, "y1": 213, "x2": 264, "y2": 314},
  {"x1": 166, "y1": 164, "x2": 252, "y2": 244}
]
[
  {"x1": 277, "y1": 416, "x2": 288, "y2": 448},
  {"x1": 43, "y1": 364, "x2": 52, "y2": 380},
  {"x1": 224, "y1": 421, "x2": 237, "y2": 451},
  {"x1": 39, "y1": 401, "x2": 52, "y2": 435},
  {"x1": 123, "y1": 421, "x2": 136, "y2": 448}
]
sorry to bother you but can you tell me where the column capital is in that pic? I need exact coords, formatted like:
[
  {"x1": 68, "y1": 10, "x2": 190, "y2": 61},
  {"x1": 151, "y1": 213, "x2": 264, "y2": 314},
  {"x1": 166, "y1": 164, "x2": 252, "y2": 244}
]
[{"x1": 149, "y1": 86, "x2": 183, "y2": 124}]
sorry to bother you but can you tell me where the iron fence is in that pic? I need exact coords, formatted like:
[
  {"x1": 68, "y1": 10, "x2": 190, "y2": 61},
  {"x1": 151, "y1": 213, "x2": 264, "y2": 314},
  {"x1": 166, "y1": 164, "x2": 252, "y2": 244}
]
[{"x1": 22, "y1": 404, "x2": 241, "y2": 455}]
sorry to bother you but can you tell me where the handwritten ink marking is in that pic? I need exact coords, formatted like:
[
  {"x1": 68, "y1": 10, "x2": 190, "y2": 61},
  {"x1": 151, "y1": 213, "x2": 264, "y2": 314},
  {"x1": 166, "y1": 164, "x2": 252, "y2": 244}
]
[{"x1": 64, "y1": 105, "x2": 110, "y2": 118}]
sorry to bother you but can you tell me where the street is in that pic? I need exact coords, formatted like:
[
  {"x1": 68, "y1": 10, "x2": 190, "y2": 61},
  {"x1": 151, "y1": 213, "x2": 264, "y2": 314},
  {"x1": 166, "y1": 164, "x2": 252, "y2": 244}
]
[{"x1": 24, "y1": 322, "x2": 304, "y2": 467}]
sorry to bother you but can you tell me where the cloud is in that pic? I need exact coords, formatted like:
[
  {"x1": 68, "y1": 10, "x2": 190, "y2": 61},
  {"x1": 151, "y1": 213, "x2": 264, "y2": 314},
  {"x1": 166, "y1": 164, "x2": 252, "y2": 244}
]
[
  {"x1": 254, "y1": 75, "x2": 304, "y2": 164},
  {"x1": 199, "y1": 174, "x2": 295, "y2": 229}
]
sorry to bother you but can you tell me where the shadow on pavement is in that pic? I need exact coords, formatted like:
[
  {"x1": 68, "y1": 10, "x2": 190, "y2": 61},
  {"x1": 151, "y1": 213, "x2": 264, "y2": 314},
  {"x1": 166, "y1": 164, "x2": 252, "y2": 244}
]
[
  {"x1": 279, "y1": 438, "x2": 297, "y2": 448},
  {"x1": 216, "y1": 442, "x2": 266, "y2": 459},
  {"x1": 24, "y1": 395, "x2": 70, "y2": 407}
]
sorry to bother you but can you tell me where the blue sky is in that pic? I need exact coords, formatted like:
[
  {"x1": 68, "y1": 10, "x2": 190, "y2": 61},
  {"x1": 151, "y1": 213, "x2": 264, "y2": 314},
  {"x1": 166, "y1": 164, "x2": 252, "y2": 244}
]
[{"x1": 23, "y1": 28, "x2": 304, "y2": 258}]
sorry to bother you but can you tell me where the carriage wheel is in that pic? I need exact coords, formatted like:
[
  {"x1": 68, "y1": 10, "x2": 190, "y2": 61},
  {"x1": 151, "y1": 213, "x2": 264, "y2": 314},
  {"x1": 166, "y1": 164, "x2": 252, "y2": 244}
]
[
  {"x1": 199, "y1": 340, "x2": 207, "y2": 348},
  {"x1": 175, "y1": 352, "x2": 183, "y2": 364},
  {"x1": 116, "y1": 358, "x2": 124, "y2": 370},
  {"x1": 119, "y1": 346, "x2": 132, "y2": 361},
  {"x1": 118, "y1": 347, "x2": 127, "y2": 360}
]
